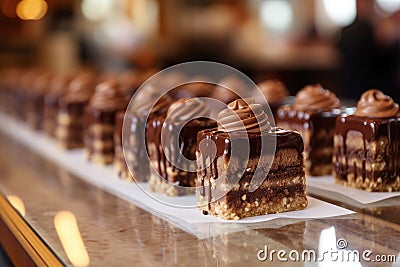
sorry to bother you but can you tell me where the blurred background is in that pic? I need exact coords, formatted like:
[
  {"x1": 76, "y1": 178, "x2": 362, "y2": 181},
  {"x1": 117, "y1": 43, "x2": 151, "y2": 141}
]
[{"x1": 0, "y1": 0, "x2": 399, "y2": 100}]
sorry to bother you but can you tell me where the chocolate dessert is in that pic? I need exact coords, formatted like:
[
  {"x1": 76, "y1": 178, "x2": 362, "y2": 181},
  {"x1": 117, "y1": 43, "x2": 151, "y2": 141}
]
[
  {"x1": 333, "y1": 90, "x2": 400, "y2": 191},
  {"x1": 210, "y1": 76, "x2": 249, "y2": 104},
  {"x1": 255, "y1": 79, "x2": 289, "y2": 116},
  {"x1": 114, "y1": 85, "x2": 172, "y2": 182},
  {"x1": 13, "y1": 69, "x2": 39, "y2": 122},
  {"x1": 26, "y1": 71, "x2": 53, "y2": 130},
  {"x1": 170, "y1": 76, "x2": 214, "y2": 99},
  {"x1": 276, "y1": 84, "x2": 341, "y2": 176},
  {"x1": 43, "y1": 73, "x2": 73, "y2": 137},
  {"x1": 84, "y1": 79, "x2": 131, "y2": 164},
  {"x1": 147, "y1": 98, "x2": 217, "y2": 196},
  {"x1": 196, "y1": 99, "x2": 307, "y2": 220},
  {"x1": 56, "y1": 73, "x2": 97, "y2": 149}
]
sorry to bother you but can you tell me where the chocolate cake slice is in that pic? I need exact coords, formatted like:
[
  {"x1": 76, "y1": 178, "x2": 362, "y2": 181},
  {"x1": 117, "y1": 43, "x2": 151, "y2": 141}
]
[
  {"x1": 26, "y1": 71, "x2": 53, "y2": 130},
  {"x1": 56, "y1": 73, "x2": 97, "y2": 149},
  {"x1": 84, "y1": 79, "x2": 131, "y2": 164},
  {"x1": 43, "y1": 73, "x2": 73, "y2": 137},
  {"x1": 114, "y1": 85, "x2": 172, "y2": 182},
  {"x1": 276, "y1": 84, "x2": 341, "y2": 176},
  {"x1": 333, "y1": 90, "x2": 400, "y2": 191},
  {"x1": 196, "y1": 99, "x2": 307, "y2": 220},
  {"x1": 146, "y1": 98, "x2": 217, "y2": 196}
]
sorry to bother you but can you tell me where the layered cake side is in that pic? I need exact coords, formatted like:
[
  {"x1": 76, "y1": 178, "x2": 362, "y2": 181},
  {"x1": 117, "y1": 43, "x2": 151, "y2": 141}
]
[
  {"x1": 26, "y1": 71, "x2": 53, "y2": 130},
  {"x1": 147, "y1": 98, "x2": 217, "y2": 196},
  {"x1": 43, "y1": 73, "x2": 73, "y2": 137},
  {"x1": 56, "y1": 73, "x2": 97, "y2": 149},
  {"x1": 276, "y1": 84, "x2": 341, "y2": 176},
  {"x1": 333, "y1": 90, "x2": 400, "y2": 192},
  {"x1": 84, "y1": 79, "x2": 131, "y2": 164},
  {"x1": 196, "y1": 99, "x2": 307, "y2": 220}
]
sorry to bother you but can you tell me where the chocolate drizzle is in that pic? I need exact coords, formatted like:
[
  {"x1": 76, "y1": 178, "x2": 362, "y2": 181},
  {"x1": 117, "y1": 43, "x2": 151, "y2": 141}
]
[
  {"x1": 276, "y1": 106, "x2": 342, "y2": 175},
  {"x1": 146, "y1": 116, "x2": 217, "y2": 186}
]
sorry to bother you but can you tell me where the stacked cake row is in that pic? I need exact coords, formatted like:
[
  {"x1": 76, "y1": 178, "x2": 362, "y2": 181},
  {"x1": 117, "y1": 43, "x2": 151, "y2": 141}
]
[{"x1": 0, "y1": 67, "x2": 399, "y2": 220}]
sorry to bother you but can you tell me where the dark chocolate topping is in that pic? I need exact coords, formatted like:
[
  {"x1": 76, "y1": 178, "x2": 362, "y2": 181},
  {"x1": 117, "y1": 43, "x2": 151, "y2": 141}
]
[{"x1": 197, "y1": 127, "x2": 304, "y2": 157}]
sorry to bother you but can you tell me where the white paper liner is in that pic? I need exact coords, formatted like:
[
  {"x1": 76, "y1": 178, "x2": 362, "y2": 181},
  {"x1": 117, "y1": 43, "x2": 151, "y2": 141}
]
[
  {"x1": 0, "y1": 114, "x2": 355, "y2": 238},
  {"x1": 307, "y1": 176, "x2": 400, "y2": 205}
]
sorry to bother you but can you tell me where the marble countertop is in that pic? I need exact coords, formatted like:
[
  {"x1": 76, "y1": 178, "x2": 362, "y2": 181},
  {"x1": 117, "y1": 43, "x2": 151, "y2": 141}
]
[{"x1": 0, "y1": 132, "x2": 399, "y2": 266}]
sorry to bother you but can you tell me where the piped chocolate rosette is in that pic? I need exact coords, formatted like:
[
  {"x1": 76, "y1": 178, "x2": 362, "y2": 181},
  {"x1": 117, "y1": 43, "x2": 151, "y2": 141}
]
[
  {"x1": 256, "y1": 80, "x2": 289, "y2": 105},
  {"x1": 217, "y1": 98, "x2": 271, "y2": 133},
  {"x1": 293, "y1": 84, "x2": 340, "y2": 111},
  {"x1": 133, "y1": 85, "x2": 172, "y2": 117},
  {"x1": 89, "y1": 79, "x2": 131, "y2": 112},
  {"x1": 354, "y1": 89, "x2": 399, "y2": 118},
  {"x1": 62, "y1": 73, "x2": 97, "y2": 104},
  {"x1": 166, "y1": 98, "x2": 210, "y2": 123}
]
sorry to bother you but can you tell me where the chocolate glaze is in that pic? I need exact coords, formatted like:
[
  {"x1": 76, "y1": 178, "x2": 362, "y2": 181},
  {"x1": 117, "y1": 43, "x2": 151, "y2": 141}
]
[
  {"x1": 334, "y1": 114, "x2": 400, "y2": 183},
  {"x1": 276, "y1": 106, "x2": 342, "y2": 174},
  {"x1": 114, "y1": 112, "x2": 151, "y2": 181},
  {"x1": 114, "y1": 94, "x2": 172, "y2": 181}
]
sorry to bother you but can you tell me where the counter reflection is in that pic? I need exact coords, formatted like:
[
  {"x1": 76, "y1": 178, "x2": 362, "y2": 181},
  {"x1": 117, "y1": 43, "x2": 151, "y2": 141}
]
[
  {"x1": 7, "y1": 195, "x2": 25, "y2": 217},
  {"x1": 54, "y1": 210, "x2": 90, "y2": 267}
]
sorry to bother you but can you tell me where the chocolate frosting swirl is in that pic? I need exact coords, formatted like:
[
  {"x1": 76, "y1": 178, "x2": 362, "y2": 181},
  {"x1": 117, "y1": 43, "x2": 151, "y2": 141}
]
[
  {"x1": 133, "y1": 85, "x2": 172, "y2": 115},
  {"x1": 89, "y1": 79, "x2": 131, "y2": 111},
  {"x1": 211, "y1": 76, "x2": 249, "y2": 104},
  {"x1": 63, "y1": 73, "x2": 97, "y2": 103},
  {"x1": 293, "y1": 84, "x2": 340, "y2": 111},
  {"x1": 354, "y1": 89, "x2": 399, "y2": 118},
  {"x1": 218, "y1": 98, "x2": 271, "y2": 133},
  {"x1": 256, "y1": 79, "x2": 289, "y2": 105},
  {"x1": 166, "y1": 98, "x2": 210, "y2": 122}
]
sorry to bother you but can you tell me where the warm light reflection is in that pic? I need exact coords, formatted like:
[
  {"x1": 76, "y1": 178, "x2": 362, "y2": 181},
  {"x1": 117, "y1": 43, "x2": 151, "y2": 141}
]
[
  {"x1": 376, "y1": 0, "x2": 400, "y2": 14},
  {"x1": 81, "y1": 0, "x2": 113, "y2": 21},
  {"x1": 322, "y1": 0, "x2": 357, "y2": 27},
  {"x1": 54, "y1": 211, "x2": 90, "y2": 267},
  {"x1": 7, "y1": 195, "x2": 25, "y2": 216},
  {"x1": 16, "y1": 0, "x2": 48, "y2": 20},
  {"x1": 318, "y1": 227, "x2": 362, "y2": 267},
  {"x1": 260, "y1": 0, "x2": 293, "y2": 33},
  {"x1": 2, "y1": 0, "x2": 17, "y2": 18}
]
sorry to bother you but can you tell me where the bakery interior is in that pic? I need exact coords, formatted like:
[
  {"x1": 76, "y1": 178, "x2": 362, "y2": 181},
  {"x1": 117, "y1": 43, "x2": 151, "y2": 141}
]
[{"x1": 0, "y1": 0, "x2": 400, "y2": 266}]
